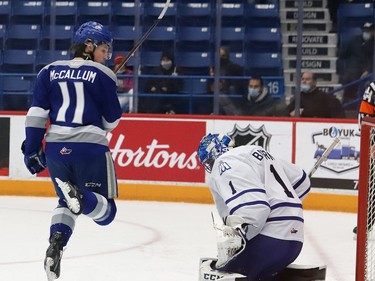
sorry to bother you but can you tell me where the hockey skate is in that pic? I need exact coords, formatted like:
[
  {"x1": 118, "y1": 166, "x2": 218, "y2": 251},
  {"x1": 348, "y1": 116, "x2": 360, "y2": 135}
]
[
  {"x1": 44, "y1": 232, "x2": 64, "y2": 281},
  {"x1": 55, "y1": 177, "x2": 83, "y2": 215}
]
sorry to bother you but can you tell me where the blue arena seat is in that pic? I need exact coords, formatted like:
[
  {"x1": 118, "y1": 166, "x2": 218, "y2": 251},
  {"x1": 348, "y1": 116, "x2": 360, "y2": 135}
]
[
  {"x1": 77, "y1": 1, "x2": 111, "y2": 25},
  {"x1": 230, "y1": 52, "x2": 245, "y2": 67},
  {"x1": 246, "y1": 27, "x2": 282, "y2": 53},
  {"x1": 5, "y1": 24, "x2": 40, "y2": 50},
  {"x1": 176, "y1": 51, "x2": 211, "y2": 75},
  {"x1": 178, "y1": 3, "x2": 212, "y2": 27},
  {"x1": 221, "y1": 27, "x2": 245, "y2": 52},
  {"x1": 144, "y1": 2, "x2": 177, "y2": 26},
  {"x1": 2, "y1": 49, "x2": 36, "y2": 73},
  {"x1": 44, "y1": 1, "x2": 78, "y2": 25},
  {"x1": 246, "y1": 3, "x2": 280, "y2": 28},
  {"x1": 11, "y1": 1, "x2": 45, "y2": 25},
  {"x1": 0, "y1": 24, "x2": 5, "y2": 50},
  {"x1": 337, "y1": 3, "x2": 374, "y2": 30},
  {"x1": 0, "y1": 1, "x2": 11, "y2": 24},
  {"x1": 1, "y1": 75, "x2": 33, "y2": 110},
  {"x1": 112, "y1": 1, "x2": 140, "y2": 26},
  {"x1": 177, "y1": 26, "x2": 212, "y2": 52},
  {"x1": 221, "y1": 2, "x2": 245, "y2": 27},
  {"x1": 180, "y1": 78, "x2": 212, "y2": 114},
  {"x1": 143, "y1": 26, "x2": 176, "y2": 52},
  {"x1": 111, "y1": 25, "x2": 137, "y2": 50},
  {"x1": 36, "y1": 50, "x2": 70, "y2": 72},
  {"x1": 141, "y1": 51, "x2": 163, "y2": 73},
  {"x1": 246, "y1": 52, "x2": 283, "y2": 76},
  {"x1": 40, "y1": 25, "x2": 74, "y2": 50}
]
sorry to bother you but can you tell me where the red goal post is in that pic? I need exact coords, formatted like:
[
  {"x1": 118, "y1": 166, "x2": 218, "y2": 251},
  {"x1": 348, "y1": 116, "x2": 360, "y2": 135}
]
[{"x1": 356, "y1": 117, "x2": 375, "y2": 281}]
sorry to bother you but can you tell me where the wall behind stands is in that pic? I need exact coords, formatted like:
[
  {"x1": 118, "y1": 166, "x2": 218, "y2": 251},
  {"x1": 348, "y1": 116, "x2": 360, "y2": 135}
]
[{"x1": 0, "y1": 113, "x2": 360, "y2": 213}]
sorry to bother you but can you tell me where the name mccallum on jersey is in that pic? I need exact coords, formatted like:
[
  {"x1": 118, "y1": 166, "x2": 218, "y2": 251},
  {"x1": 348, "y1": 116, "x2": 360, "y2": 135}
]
[
  {"x1": 50, "y1": 69, "x2": 97, "y2": 83},
  {"x1": 107, "y1": 132, "x2": 199, "y2": 170}
]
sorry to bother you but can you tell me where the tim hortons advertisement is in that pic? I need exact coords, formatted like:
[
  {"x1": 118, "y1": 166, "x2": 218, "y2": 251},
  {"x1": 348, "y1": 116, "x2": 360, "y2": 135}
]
[{"x1": 107, "y1": 118, "x2": 206, "y2": 183}]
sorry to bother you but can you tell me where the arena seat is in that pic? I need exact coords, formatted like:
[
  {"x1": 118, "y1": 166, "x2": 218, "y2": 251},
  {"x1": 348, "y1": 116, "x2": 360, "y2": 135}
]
[
  {"x1": 337, "y1": 3, "x2": 374, "y2": 31},
  {"x1": 40, "y1": 25, "x2": 74, "y2": 50},
  {"x1": 5, "y1": 24, "x2": 40, "y2": 50},
  {"x1": 11, "y1": 1, "x2": 44, "y2": 25},
  {"x1": 77, "y1": 1, "x2": 111, "y2": 25},
  {"x1": 246, "y1": 27, "x2": 282, "y2": 53},
  {"x1": 246, "y1": 52, "x2": 283, "y2": 76},
  {"x1": 35, "y1": 50, "x2": 70, "y2": 72},
  {"x1": 2, "y1": 49, "x2": 36, "y2": 73},
  {"x1": 44, "y1": 1, "x2": 78, "y2": 25}
]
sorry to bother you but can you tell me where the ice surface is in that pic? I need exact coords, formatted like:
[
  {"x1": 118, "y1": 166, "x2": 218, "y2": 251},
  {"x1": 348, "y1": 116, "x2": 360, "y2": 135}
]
[{"x1": 0, "y1": 196, "x2": 357, "y2": 281}]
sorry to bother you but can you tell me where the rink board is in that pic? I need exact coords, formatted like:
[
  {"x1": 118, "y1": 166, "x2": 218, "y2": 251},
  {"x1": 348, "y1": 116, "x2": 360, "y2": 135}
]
[
  {"x1": 0, "y1": 180, "x2": 357, "y2": 213},
  {"x1": 0, "y1": 114, "x2": 360, "y2": 213}
]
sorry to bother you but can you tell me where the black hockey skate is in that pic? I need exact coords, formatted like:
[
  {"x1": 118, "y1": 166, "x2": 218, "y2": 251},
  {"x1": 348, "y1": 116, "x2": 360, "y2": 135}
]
[
  {"x1": 55, "y1": 177, "x2": 83, "y2": 215},
  {"x1": 44, "y1": 232, "x2": 64, "y2": 281}
]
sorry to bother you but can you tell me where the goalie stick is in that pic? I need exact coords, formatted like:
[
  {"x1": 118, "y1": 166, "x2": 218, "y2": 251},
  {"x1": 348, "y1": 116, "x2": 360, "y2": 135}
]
[
  {"x1": 308, "y1": 137, "x2": 341, "y2": 178},
  {"x1": 114, "y1": 0, "x2": 171, "y2": 74}
]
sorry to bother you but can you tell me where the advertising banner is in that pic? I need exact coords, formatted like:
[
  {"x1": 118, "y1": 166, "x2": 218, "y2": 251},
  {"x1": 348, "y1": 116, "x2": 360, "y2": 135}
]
[
  {"x1": 108, "y1": 118, "x2": 206, "y2": 183},
  {"x1": 0, "y1": 117, "x2": 10, "y2": 176}
]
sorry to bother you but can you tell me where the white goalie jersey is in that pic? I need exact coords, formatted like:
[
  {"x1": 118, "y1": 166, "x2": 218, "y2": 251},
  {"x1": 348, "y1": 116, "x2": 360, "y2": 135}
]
[{"x1": 209, "y1": 145, "x2": 311, "y2": 243}]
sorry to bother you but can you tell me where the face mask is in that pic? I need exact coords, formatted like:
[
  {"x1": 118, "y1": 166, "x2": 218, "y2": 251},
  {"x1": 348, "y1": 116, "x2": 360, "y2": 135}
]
[
  {"x1": 301, "y1": 84, "x2": 311, "y2": 93},
  {"x1": 161, "y1": 61, "x2": 172, "y2": 70},
  {"x1": 247, "y1": 88, "x2": 260, "y2": 100},
  {"x1": 363, "y1": 32, "x2": 371, "y2": 41}
]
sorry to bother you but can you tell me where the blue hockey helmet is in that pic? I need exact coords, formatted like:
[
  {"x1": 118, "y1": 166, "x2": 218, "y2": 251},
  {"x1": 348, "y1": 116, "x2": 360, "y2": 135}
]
[
  {"x1": 74, "y1": 21, "x2": 113, "y2": 58},
  {"x1": 197, "y1": 133, "x2": 235, "y2": 173}
]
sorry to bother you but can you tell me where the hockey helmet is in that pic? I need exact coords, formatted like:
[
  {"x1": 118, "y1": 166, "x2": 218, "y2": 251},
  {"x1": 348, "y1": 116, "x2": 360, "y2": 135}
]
[
  {"x1": 197, "y1": 133, "x2": 235, "y2": 173},
  {"x1": 74, "y1": 21, "x2": 113, "y2": 59}
]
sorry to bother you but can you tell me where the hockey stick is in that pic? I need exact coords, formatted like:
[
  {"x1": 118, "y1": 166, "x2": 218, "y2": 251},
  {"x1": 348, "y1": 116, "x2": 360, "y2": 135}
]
[
  {"x1": 114, "y1": 0, "x2": 172, "y2": 74},
  {"x1": 308, "y1": 137, "x2": 341, "y2": 178}
]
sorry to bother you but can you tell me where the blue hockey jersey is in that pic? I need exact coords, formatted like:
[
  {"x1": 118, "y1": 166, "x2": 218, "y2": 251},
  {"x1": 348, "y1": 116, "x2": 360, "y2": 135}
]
[{"x1": 24, "y1": 59, "x2": 122, "y2": 155}]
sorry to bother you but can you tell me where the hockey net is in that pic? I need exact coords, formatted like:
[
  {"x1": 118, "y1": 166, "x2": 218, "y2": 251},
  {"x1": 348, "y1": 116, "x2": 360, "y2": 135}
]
[{"x1": 356, "y1": 117, "x2": 375, "y2": 281}]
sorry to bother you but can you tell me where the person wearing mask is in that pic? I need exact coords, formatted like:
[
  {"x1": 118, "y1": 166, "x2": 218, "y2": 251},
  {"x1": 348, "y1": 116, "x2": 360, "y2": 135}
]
[
  {"x1": 209, "y1": 46, "x2": 247, "y2": 115},
  {"x1": 337, "y1": 22, "x2": 374, "y2": 106},
  {"x1": 113, "y1": 53, "x2": 134, "y2": 113},
  {"x1": 287, "y1": 72, "x2": 346, "y2": 118},
  {"x1": 141, "y1": 51, "x2": 183, "y2": 114},
  {"x1": 240, "y1": 76, "x2": 288, "y2": 116}
]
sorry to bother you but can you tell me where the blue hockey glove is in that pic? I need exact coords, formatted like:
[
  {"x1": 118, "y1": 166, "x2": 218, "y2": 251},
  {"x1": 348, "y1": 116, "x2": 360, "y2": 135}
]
[{"x1": 21, "y1": 140, "x2": 47, "y2": 174}]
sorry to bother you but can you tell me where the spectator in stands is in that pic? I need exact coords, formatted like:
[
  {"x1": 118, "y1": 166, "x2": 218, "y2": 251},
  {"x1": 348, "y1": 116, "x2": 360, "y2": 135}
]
[
  {"x1": 113, "y1": 54, "x2": 134, "y2": 113},
  {"x1": 141, "y1": 51, "x2": 183, "y2": 114},
  {"x1": 287, "y1": 71, "x2": 346, "y2": 118},
  {"x1": 337, "y1": 22, "x2": 374, "y2": 107},
  {"x1": 239, "y1": 76, "x2": 288, "y2": 116},
  {"x1": 209, "y1": 46, "x2": 246, "y2": 115}
]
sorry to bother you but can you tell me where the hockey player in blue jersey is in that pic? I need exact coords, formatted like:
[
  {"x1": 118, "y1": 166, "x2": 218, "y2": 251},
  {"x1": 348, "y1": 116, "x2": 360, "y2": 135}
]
[
  {"x1": 22, "y1": 21, "x2": 122, "y2": 281},
  {"x1": 197, "y1": 133, "x2": 311, "y2": 281}
]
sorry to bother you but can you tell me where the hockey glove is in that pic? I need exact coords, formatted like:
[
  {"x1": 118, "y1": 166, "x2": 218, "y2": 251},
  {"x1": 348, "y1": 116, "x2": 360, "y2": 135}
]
[
  {"x1": 215, "y1": 225, "x2": 246, "y2": 268},
  {"x1": 21, "y1": 141, "x2": 47, "y2": 174}
]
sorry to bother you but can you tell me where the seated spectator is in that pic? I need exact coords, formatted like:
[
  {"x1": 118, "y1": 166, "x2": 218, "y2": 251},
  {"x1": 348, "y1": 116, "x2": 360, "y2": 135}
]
[
  {"x1": 209, "y1": 46, "x2": 246, "y2": 115},
  {"x1": 141, "y1": 51, "x2": 183, "y2": 114},
  {"x1": 287, "y1": 72, "x2": 346, "y2": 118},
  {"x1": 113, "y1": 54, "x2": 134, "y2": 113},
  {"x1": 239, "y1": 76, "x2": 288, "y2": 116},
  {"x1": 337, "y1": 22, "x2": 374, "y2": 107}
]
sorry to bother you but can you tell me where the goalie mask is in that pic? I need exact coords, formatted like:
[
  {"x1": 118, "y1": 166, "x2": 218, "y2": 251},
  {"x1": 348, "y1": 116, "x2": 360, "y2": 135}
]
[
  {"x1": 197, "y1": 133, "x2": 235, "y2": 173},
  {"x1": 73, "y1": 21, "x2": 113, "y2": 60}
]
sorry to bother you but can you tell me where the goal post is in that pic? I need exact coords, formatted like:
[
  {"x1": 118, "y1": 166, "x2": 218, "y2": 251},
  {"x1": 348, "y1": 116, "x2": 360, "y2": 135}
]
[{"x1": 356, "y1": 117, "x2": 375, "y2": 281}]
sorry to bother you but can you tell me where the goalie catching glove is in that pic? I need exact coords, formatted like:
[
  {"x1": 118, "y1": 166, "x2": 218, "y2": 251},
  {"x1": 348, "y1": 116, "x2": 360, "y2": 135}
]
[
  {"x1": 215, "y1": 215, "x2": 248, "y2": 268},
  {"x1": 21, "y1": 140, "x2": 47, "y2": 174}
]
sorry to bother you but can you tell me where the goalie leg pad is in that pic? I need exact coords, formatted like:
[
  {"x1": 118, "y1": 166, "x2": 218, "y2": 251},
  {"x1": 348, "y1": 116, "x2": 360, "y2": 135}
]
[{"x1": 199, "y1": 258, "x2": 247, "y2": 281}]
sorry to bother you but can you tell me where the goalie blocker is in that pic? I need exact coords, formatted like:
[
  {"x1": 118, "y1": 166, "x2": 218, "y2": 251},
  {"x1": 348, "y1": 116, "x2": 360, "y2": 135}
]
[{"x1": 199, "y1": 258, "x2": 327, "y2": 281}]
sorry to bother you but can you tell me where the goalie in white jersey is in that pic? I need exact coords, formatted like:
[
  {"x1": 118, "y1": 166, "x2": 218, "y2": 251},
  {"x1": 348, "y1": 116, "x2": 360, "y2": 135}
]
[{"x1": 197, "y1": 133, "x2": 311, "y2": 280}]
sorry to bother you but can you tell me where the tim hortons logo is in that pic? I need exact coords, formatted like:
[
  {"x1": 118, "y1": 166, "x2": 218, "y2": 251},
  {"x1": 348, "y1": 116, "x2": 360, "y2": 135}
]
[{"x1": 107, "y1": 132, "x2": 199, "y2": 169}]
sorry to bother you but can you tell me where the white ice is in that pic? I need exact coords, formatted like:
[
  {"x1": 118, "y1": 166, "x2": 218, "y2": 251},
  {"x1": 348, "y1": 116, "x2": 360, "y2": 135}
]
[{"x1": 0, "y1": 196, "x2": 357, "y2": 281}]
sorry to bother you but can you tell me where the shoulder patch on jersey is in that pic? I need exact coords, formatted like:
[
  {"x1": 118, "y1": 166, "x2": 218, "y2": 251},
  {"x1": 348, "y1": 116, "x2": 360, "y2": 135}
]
[{"x1": 218, "y1": 161, "x2": 231, "y2": 175}]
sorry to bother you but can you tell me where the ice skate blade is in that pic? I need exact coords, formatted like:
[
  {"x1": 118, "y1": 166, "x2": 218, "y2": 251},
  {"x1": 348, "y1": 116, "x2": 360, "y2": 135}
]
[
  {"x1": 45, "y1": 257, "x2": 57, "y2": 281},
  {"x1": 55, "y1": 177, "x2": 82, "y2": 215}
]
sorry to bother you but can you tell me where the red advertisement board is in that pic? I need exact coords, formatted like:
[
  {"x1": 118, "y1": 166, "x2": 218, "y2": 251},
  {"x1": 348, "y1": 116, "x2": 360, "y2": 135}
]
[{"x1": 108, "y1": 119, "x2": 206, "y2": 183}]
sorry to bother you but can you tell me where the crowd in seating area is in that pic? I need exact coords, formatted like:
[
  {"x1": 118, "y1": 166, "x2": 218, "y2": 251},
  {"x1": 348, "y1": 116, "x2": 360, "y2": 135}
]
[{"x1": 0, "y1": 0, "x2": 373, "y2": 117}]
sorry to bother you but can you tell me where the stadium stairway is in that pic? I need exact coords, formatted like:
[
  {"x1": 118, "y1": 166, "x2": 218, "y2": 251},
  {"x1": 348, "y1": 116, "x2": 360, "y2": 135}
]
[{"x1": 280, "y1": 0, "x2": 342, "y2": 104}]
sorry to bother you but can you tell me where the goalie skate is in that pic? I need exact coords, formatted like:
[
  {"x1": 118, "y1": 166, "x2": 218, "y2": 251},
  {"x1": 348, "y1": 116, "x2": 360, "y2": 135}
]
[
  {"x1": 44, "y1": 232, "x2": 64, "y2": 281},
  {"x1": 55, "y1": 177, "x2": 83, "y2": 215},
  {"x1": 199, "y1": 258, "x2": 247, "y2": 281}
]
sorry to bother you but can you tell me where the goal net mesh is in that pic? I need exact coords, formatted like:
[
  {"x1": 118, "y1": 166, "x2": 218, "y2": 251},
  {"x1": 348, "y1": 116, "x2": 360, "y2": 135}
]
[{"x1": 356, "y1": 119, "x2": 375, "y2": 281}]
